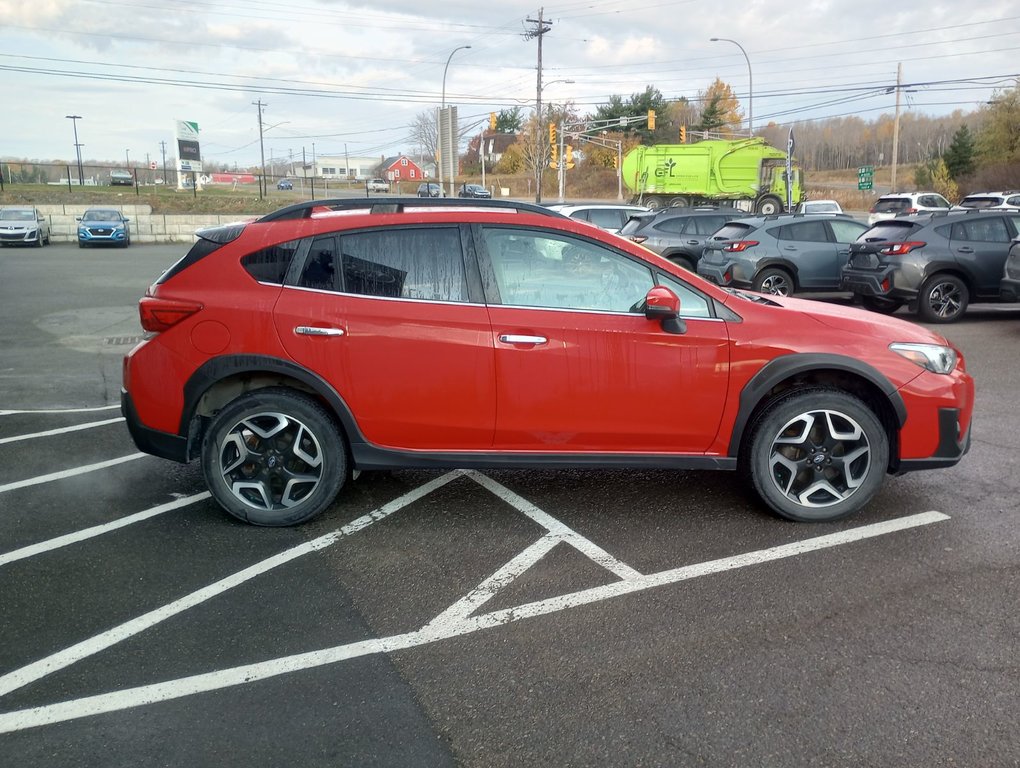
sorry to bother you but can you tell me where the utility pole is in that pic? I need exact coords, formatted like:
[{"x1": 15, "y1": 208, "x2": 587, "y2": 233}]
[
  {"x1": 65, "y1": 115, "x2": 84, "y2": 186},
  {"x1": 890, "y1": 62, "x2": 902, "y2": 193},
  {"x1": 311, "y1": 142, "x2": 316, "y2": 199},
  {"x1": 525, "y1": 8, "x2": 553, "y2": 203},
  {"x1": 253, "y1": 99, "x2": 267, "y2": 199},
  {"x1": 159, "y1": 140, "x2": 168, "y2": 185}
]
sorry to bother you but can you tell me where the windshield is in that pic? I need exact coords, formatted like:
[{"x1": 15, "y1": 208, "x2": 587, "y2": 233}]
[
  {"x1": 0, "y1": 210, "x2": 36, "y2": 221},
  {"x1": 83, "y1": 210, "x2": 121, "y2": 222}
]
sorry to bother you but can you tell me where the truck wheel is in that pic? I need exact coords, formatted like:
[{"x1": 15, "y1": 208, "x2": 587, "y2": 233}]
[
  {"x1": 668, "y1": 196, "x2": 689, "y2": 208},
  {"x1": 753, "y1": 268, "x2": 794, "y2": 296},
  {"x1": 645, "y1": 197, "x2": 664, "y2": 210},
  {"x1": 755, "y1": 196, "x2": 783, "y2": 215}
]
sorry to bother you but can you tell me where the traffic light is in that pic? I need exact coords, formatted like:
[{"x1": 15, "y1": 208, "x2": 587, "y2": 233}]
[
  {"x1": 611, "y1": 154, "x2": 618, "y2": 169},
  {"x1": 647, "y1": 110, "x2": 656, "y2": 130},
  {"x1": 679, "y1": 125, "x2": 687, "y2": 143},
  {"x1": 549, "y1": 142, "x2": 559, "y2": 169},
  {"x1": 489, "y1": 112, "x2": 497, "y2": 132},
  {"x1": 565, "y1": 145, "x2": 573, "y2": 166},
  {"x1": 549, "y1": 122, "x2": 557, "y2": 145}
]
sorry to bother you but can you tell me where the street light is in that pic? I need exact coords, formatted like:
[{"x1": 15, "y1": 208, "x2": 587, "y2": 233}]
[
  {"x1": 710, "y1": 37, "x2": 753, "y2": 137},
  {"x1": 440, "y1": 45, "x2": 471, "y2": 196},
  {"x1": 125, "y1": 149, "x2": 130, "y2": 168},
  {"x1": 65, "y1": 115, "x2": 84, "y2": 186}
]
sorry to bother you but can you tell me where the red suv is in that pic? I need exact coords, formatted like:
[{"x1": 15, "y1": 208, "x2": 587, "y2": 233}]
[{"x1": 122, "y1": 198, "x2": 974, "y2": 526}]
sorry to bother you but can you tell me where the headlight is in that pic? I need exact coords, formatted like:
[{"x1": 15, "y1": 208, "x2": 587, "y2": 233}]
[{"x1": 890, "y1": 342, "x2": 958, "y2": 374}]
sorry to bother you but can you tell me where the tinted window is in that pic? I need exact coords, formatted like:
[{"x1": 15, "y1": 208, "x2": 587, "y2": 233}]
[
  {"x1": 568, "y1": 210, "x2": 591, "y2": 222},
  {"x1": 829, "y1": 220, "x2": 867, "y2": 243},
  {"x1": 297, "y1": 236, "x2": 338, "y2": 291},
  {"x1": 712, "y1": 223, "x2": 754, "y2": 241},
  {"x1": 482, "y1": 228, "x2": 654, "y2": 312},
  {"x1": 960, "y1": 196, "x2": 1001, "y2": 209},
  {"x1": 689, "y1": 216, "x2": 728, "y2": 236},
  {"x1": 1008, "y1": 196, "x2": 1020, "y2": 207},
  {"x1": 587, "y1": 209, "x2": 626, "y2": 230},
  {"x1": 241, "y1": 238, "x2": 302, "y2": 284},
  {"x1": 950, "y1": 217, "x2": 1010, "y2": 243},
  {"x1": 859, "y1": 221, "x2": 923, "y2": 242},
  {"x1": 654, "y1": 216, "x2": 689, "y2": 234},
  {"x1": 873, "y1": 198, "x2": 909, "y2": 213},
  {"x1": 339, "y1": 227, "x2": 467, "y2": 301},
  {"x1": 776, "y1": 220, "x2": 829, "y2": 243}
]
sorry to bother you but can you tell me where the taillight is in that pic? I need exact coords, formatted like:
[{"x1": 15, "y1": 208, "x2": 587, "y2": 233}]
[
  {"x1": 723, "y1": 240, "x2": 759, "y2": 252},
  {"x1": 139, "y1": 296, "x2": 203, "y2": 333},
  {"x1": 629, "y1": 235, "x2": 648, "y2": 243},
  {"x1": 904, "y1": 208, "x2": 918, "y2": 214},
  {"x1": 879, "y1": 241, "x2": 926, "y2": 256}
]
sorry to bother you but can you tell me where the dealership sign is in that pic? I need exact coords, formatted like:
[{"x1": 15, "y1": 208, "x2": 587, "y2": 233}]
[{"x1": 175, "y1": 120, "x2": 202, "y2": 173}]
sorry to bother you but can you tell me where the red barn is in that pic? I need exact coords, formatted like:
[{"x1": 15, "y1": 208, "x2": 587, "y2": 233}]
[{"x1": 378, "y1": 155, "x2": 425, "y2": 183}]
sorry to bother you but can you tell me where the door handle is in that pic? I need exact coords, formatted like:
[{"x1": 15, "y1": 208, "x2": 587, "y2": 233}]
[
  {"x1": 498, "y1": 334, "x2": 548, "y2": 345},
  {"x1": 956, "y1": 247, "x2": 974, "y2": 254},
  {"x1": 295, "y1": 326, "x2": 345, "y2": 337},
  {"x1": 687, "y1": 240, "x2": 700, "y2": 245}
]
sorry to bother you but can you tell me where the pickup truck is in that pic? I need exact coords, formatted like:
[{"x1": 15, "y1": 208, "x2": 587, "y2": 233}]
[{"x1": 367, "y1": 178, "x2": 390, "y2": 193}]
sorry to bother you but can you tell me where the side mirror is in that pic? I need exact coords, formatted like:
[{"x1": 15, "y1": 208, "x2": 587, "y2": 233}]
[
  {"x1": 643, "y1": 286, "x2": 680, "y2": 320},
  {"x1": 643, "y1": 286, "x2": 687, "y2": 335},
  {"x1": 75, "y1": 217, "x2": 82, "y2": 222},
  {"x1": 124, "y1": 217, "x2": 131, "y2": 222}
]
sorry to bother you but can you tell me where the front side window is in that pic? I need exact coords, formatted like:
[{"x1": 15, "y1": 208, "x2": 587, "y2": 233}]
[
  {"x1": 339, "y1": 227, "x2": 467, "y2": 302},
  {"x1": 951, "y1": 217, "x2": 1010, "y2": 243},
  {"x1": 654, "y1": 272, "x2": 712, "y2": 318},
  {"x1": 482, "y1": 227, "x2": 654, "y2": 312}
]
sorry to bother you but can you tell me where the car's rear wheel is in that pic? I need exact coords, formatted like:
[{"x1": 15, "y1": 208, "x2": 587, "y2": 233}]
[
  {"x1": 753, "y1": 268, "x2": 794, "y2": 296},
  {"x1": 744, "y1": 388, "x2": 888, "y2": 522},
  {"x1": 860, "y1": 295, "x2": 904, "y2": 314},
  {"x1": 917, "y1": 273, "x2": 968, "y2": 323},
  {"x1": 201, "y1": 388, "x2": 347, "y2": 526},
  {"x1": 668, "y1": 255, "x2": 694, "y2": 271}
]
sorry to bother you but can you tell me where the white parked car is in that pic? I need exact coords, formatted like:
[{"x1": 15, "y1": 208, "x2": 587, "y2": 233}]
[
  {"x1": 366, "y1": 178, "x2": 390, "y2": 193},
  {"x1": 0, "y1": 206, "x2": 50, "y2": 247},
  {"x1": 954, "y1": 191, "x2": 1020, "y2": 211},
  {"x1": 796, "y1": 199, "x2": 843, "y2": 215},
  {"x1": 545, "y1": 203, "x2": 649, "y2": 234},
  {"x1": 867, "y1": 192, "x2": 951, "y2": 225}
]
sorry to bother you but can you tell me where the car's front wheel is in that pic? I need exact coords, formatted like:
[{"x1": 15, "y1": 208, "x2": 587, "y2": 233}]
[
  {"x1": 917, "y1": 273, "x2": 968, "y2": 323},
  {"x1": 201, "y1": 388, "x2": 348, "y2": 526},
  {"x1": 744, "y1": 388, "x2": 889, "y2": 522}
]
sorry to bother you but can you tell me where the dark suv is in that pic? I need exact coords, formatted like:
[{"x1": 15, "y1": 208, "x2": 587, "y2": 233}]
[
  {"x1": 619, "y1": 208, "x2": 742, "y2": 271},
  {"x1": 121, "y1": 197, "x2": 973, "y2": 528},
  {"x1": 697, "y1": 214, "x2": 867, "y2": 295},
  {"x1": 841, "y1": 210, "x2": 1020, "y2": 322}
]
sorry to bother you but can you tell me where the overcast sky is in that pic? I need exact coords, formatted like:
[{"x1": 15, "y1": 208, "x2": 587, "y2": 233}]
[{"x1": 1, "y1": 0, "x2": 1017, "y2": 168}]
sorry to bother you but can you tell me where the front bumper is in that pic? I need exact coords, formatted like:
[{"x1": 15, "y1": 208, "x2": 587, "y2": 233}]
[
  {"x1": 0, "y1": 229, "x2": 41, "y2": 244},
  {"x1": 896, "y1": 407, "x2": 971, "y2": 472},
  {"x1": 79, "y1": 227, "x2": 128, "y2": 244}
]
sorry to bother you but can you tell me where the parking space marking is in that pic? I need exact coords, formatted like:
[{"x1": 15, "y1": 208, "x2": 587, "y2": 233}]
[
  {"x1": 0, "y1": 417, "x2": 125, "y2": 446},
  {"x1": 0, "y1": 510, "x2": 950, "y2": 734},
  {"x1": 0, "y1": 472, "x2": 463, "y2": 700},
  {"x1": 0, "y1": 405, "x2": 121, "y2": 416},
  {"x1": 0, "y1": 492, "x2": 211, "y2": 568},
  {"x1": 0, "y1": 454, "x2": 146, "y2": 495}
]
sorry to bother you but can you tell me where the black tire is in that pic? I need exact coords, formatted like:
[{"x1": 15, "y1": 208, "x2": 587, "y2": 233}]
[
  {"x1": 753, "y1": 268, "x2": 794, "y2": 296},
  {"x1": 743, "y1": 388, "x2": 889, "y2": 522},
  {"x1": 668, "y1": 196, "x2": 690, "y2": 208},
  {"x1": 201, "y1": 388, "x2": 347, "y2": 526},
  {"x1": 668, "y1": 255, "x2": 694, "y2": 272},
  {"x1": 917, "y1": 274, "x2": 968, "y2": 323},
  {"x1": 644, "y1": 197, "x2": 664, "y2": 210},
  {"x1": 78, "y1": 241, "x2": 86, "y2": 249},
  {"x1": 860, "y1": 295, "x2": 904, "y2": 314},
  {"x1": 755, "y1": 196, "x2": 783, "y2": 215}
]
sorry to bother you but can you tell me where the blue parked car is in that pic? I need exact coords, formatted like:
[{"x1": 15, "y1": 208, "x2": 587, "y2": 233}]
[
  {"x1": 277, "y1": 179, "x2": 294, "y2": 190},
  {"x1": 77, "y1": 208, "x2": 131, "y2": 248}
]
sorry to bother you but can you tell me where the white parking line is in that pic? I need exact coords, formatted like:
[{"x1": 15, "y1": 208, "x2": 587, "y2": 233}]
[
  {"x1": 0, "y1": 472, "x2": 463, "y2": 700},
  {"x1": 0, "y1": 454, "x2": 146, "y2": 495},
  {"x1": 0, "y1": 492, "x2": 211, "y2": 568},
  {"x1": 0, "y1": 417, "x2": 125, "y2": 446},
  {"x1": 0, "y1": 510, "x2": 950, "y2": 734},
  {"x1": 0, "y1": 405, "x2": 121, "y2": 416}
]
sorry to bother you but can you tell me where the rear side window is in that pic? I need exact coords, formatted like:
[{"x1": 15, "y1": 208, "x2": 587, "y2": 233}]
[
  {"x1": 653, "y1": 216, "x2": 688, "y2": 234},
  {"x1": 689, "y1": 216, "x2": 728, "y2": 236},
  {"x1": 960, "y1": 196, "x2": 1001, "y2": 209},
  {"x1": 241, "y1": 239, "x2": 302, "y2": 284},
  {"x1": 775, "y1": 220, "x2": 829, "y2": 243},
  {"x1": 339, "y1": 227, "x2": 467, "y2": 302},
  {"x1": 950, "y1": 217, "x2": 1010, "y2": 243},
  {"x1": 297, "y1": 236, "x2": 338, "y2": 291},
  {"x1": 586, "y1": 209, "x2": 625, "y2": 229}
]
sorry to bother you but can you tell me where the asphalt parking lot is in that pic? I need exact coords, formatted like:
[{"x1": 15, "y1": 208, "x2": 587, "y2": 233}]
[{"x1": 1, "y1": 243, "x2": 1018, "y2": 767}]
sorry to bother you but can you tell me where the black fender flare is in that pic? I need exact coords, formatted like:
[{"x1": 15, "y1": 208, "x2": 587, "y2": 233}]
[
  {"x1": 181, "y1": 354, "x2": 368, "y2": 446},
  {"x1": 727, "y1": 353, "x2": 907, "y2": 457}
]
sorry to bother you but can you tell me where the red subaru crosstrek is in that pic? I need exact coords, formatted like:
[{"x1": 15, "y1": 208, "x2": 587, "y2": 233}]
[{"x1": 122, "y1": 199, "x2": 974, "y2": 526}]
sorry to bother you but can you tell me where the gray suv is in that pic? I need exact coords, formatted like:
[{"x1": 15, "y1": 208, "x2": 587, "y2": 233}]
[
  {"x1": 619, "y1": 208, "x2": 742, "y2": 271},
  {"x1": 842, "y1": 209, "x2": 1020, "y2": 322},
  {"x1": 697, "y1": 214, "x2": 867, "y2": 295}
]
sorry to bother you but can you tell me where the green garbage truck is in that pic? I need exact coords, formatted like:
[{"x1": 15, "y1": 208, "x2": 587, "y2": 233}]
[{"x1": 621, "y1": 137, "x2": 803, "y2": 214}]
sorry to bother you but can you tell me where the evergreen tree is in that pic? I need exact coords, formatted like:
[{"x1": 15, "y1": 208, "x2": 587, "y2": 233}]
[{"x1": 942, "y1": 125, "x2": 976, "y2": 179}]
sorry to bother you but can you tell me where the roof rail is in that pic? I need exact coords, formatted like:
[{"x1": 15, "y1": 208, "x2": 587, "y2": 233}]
[{"x1": 257, "y1": 197, "x2": 567, "y2": 223}]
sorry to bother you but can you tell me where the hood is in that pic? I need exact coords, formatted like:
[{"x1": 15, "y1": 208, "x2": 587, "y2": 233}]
[{"x1": 741, "y1": 293, "x2": 949, "y2": 346}]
